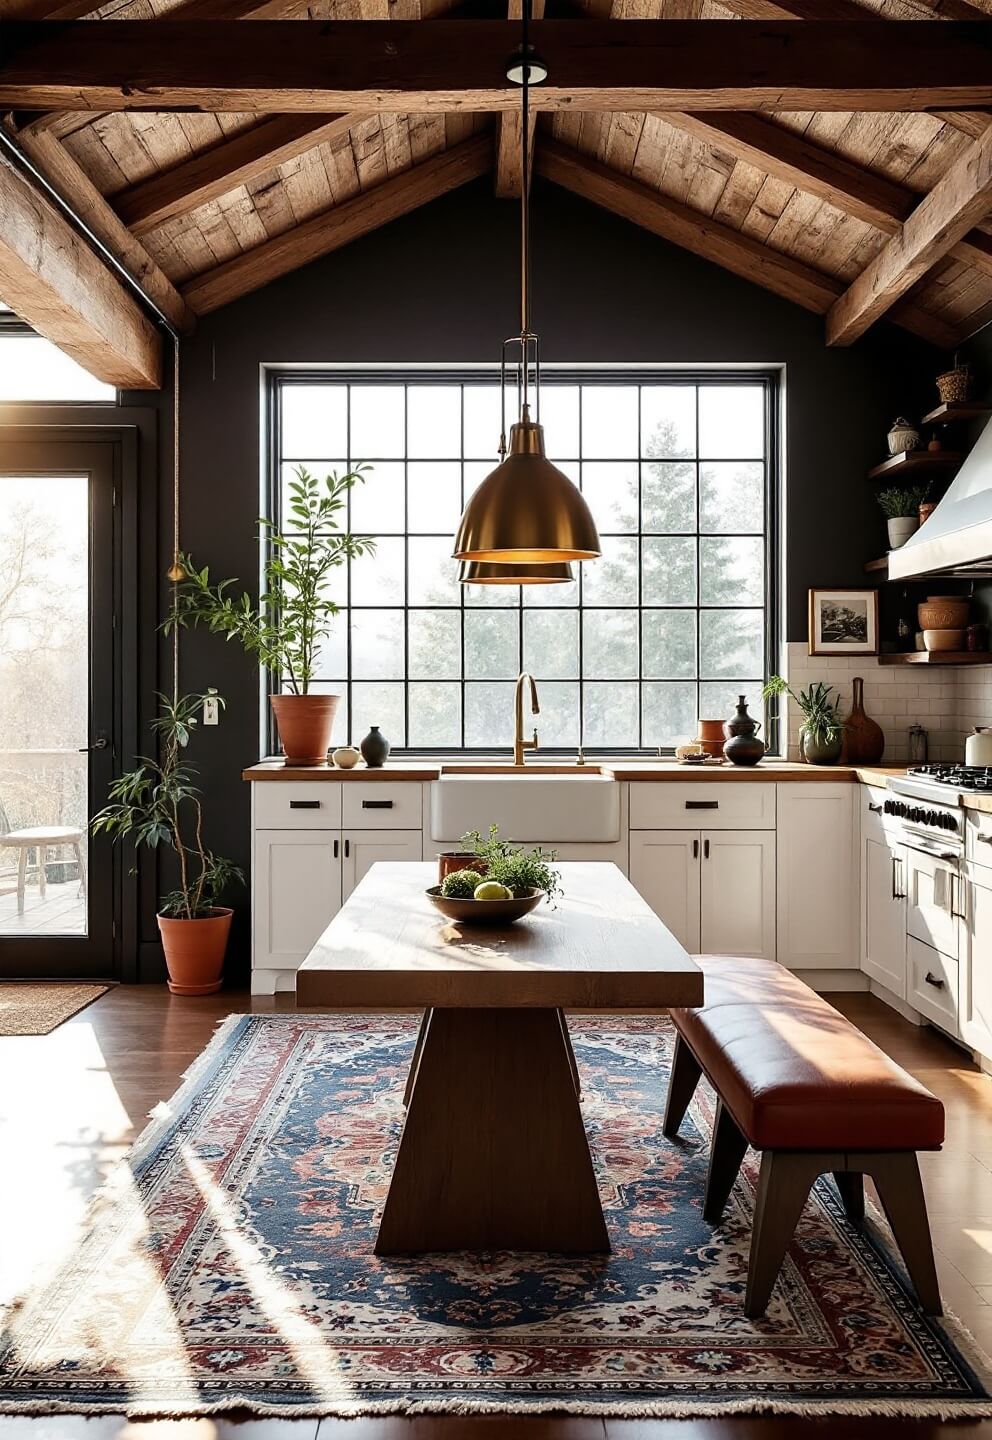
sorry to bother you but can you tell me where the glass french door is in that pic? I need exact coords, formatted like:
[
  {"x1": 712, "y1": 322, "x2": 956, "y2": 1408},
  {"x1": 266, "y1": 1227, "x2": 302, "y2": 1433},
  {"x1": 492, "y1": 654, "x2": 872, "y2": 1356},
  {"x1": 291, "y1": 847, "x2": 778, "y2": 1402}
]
[{"x1": 0, "y1": 439, "x2": 116, "y2": 977}]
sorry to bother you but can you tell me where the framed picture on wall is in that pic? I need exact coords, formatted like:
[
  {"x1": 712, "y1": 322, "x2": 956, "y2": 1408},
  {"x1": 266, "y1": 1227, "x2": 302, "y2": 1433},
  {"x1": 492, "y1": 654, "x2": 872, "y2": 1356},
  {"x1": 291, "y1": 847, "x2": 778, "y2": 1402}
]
[{"x1": 808, "y1": 588, "x2": 879, "y2": 656}]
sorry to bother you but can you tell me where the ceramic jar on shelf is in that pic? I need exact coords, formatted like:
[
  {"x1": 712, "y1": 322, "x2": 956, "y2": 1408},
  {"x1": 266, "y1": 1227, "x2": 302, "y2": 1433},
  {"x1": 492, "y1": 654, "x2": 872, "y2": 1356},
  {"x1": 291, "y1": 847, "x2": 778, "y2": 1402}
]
[{"x1": 887, "y1": 417, "x2": 920, "y2": 455}]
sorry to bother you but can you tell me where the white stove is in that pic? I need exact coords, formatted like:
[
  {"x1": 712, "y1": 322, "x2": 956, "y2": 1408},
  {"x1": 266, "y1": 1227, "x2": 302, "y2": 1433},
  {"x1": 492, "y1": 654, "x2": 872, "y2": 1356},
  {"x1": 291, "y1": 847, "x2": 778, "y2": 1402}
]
[{"x1": 884, "y1": 766, "x2": 972, "y2": 857}]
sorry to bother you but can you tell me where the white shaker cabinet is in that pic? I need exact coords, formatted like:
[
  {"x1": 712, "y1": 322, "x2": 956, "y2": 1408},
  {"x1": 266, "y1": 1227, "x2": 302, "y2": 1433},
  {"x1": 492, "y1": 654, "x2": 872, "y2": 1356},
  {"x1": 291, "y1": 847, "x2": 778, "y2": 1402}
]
[
  {"x1": 861, "y1": 831, "x2": 908, "y2": 998},
  {"x1": 777, "y1": 784, "x2": 858, "y2": 972},
  {"x1": 253, "y1": 830, "x2": 343, "y2": 993},
  {"x1": 962, "y1": 864, "x2": 992, "y2": 1062},
  {"x1": 629, "y1": 828, "x2": 775, "y2": 959},
  {"x1": 342, "y1": 829, "x2": 423, "y2": 902}
]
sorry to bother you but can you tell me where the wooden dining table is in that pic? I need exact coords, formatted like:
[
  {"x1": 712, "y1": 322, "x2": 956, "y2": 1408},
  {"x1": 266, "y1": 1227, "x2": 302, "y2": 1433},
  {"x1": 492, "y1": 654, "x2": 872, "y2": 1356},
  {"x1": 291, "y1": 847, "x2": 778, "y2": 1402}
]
[{"x1": 296, "y1": 861, "x2": 703, "y2": 1255}]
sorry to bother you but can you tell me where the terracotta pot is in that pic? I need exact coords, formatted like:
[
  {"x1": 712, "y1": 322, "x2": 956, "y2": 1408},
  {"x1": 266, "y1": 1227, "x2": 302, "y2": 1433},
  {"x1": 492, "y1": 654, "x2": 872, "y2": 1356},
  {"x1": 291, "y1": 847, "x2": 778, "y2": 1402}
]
[
  {"x1": 437, "y1": 853, "x2": 488, "y2": 884},
  {"x1": 695, "y1": 718, "x2": 726, "y2": 759},
  {"x1": 270, "y1": 693, "x2": 339, "y2": 765},
  {"x1": 918, "y1": 595, "x2": 970, "y2": 631},
  {"x1": 843, "y1": 676, "x2": 885, "y2": 764},
  {"x1": 157, "y1": 907, "x2": 232, "y2": 996}
]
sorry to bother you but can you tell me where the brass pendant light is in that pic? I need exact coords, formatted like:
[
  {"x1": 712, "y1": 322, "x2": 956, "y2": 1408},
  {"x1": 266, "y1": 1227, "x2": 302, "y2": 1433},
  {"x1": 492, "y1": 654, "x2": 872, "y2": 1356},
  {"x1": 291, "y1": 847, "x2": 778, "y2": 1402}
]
[
  {"x1": 452, "y1": 7, "x2": 600, "y2": 569},
  {"x1": 459, "y1": 559, "x2": 574, "y2": 585}
]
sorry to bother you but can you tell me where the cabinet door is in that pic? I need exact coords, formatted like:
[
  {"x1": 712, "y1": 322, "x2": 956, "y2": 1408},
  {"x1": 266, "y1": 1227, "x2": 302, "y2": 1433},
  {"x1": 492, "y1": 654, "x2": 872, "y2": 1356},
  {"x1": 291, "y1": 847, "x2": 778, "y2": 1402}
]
[
  {"x1": 253, "y1": 830, "x2": 342, "y2": 972},
  {"x1": 962, "y1": 873, "x2": 992, "y2": 1060},
  {"x1": 905, "y1": 847, "x2": 961, "y2": 960},
  {"x1": 700, "y1": 830, "x2": 776, "y2": 960},
  {"x1": 628, "y1": 831, "x2": 701, "y2": 952},
  {"x1": 341, "y1": 829, "x2": 423, "y2": 903},
  {"x1": 861, "y1": 835, "x2": 907, "y2": 998},
  {"x1": 777, "y1": 784, "x2": 857, "y2": 970}
]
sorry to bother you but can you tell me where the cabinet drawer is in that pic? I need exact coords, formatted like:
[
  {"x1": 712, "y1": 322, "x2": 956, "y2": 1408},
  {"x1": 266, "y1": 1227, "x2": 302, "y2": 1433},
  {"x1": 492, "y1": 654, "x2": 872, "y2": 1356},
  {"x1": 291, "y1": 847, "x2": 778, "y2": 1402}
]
[
  {"x1": 967, "y1": 809, "x2": 992, "y2": 869},
  {"x1": 907, "y1": 936, "x2": 960, "y2": 1036},
  {"x1": 629, "y1": 782, "x2": 775, "y2": 830},
  {"x1": 341, "y1": 782, "x2": 422, "y2": 829},
  {"x1": 253, "y1": 782, "x2": 342, "y2": 829}
]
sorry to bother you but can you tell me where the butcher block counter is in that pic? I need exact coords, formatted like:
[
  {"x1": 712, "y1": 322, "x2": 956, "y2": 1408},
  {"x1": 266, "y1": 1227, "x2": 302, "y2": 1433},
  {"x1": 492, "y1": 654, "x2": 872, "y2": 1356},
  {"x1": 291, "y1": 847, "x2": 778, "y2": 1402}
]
[{"x1": 243, "y1": 760, "x2": 911, "y2": 783}]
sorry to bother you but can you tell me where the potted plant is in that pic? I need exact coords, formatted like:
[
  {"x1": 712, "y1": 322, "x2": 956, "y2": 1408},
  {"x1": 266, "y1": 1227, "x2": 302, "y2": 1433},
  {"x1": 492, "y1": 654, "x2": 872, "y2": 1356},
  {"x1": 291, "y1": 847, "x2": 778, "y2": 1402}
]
[
  {"x1": 877, "y1": 485, "x2": 930, "y2": 550},
  {"x1": 762, "y1": 675, "x2": 844, "y2": 766},
  {"x1": 166, "y1": 466, "x2": 375, "y2": 765},
  {"x1": 92, "y1": 692, "x2": 243, "y2": 994}
]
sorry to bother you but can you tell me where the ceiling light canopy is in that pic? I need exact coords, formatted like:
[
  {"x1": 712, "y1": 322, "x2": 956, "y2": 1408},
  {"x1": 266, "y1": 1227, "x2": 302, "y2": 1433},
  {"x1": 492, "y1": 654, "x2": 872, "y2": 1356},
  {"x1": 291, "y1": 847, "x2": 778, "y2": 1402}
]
[{"x1": 451, "y1": 9, "x2": 600, "y2": 576}]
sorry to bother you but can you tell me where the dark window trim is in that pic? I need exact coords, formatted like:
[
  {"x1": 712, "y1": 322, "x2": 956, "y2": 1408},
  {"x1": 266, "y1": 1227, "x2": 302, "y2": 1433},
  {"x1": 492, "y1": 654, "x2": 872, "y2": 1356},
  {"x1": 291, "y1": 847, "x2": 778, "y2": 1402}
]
[{"x1": 264, "y1": 367, "x2": 781, "y2": 758}]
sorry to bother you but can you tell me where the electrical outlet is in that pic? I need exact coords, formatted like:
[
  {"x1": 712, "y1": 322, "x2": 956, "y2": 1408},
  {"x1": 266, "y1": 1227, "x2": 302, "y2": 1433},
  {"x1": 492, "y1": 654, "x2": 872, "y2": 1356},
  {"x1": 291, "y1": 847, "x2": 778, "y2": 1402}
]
[{"x1": 203, "y1": 692, "x2": 220, "y2": 726}]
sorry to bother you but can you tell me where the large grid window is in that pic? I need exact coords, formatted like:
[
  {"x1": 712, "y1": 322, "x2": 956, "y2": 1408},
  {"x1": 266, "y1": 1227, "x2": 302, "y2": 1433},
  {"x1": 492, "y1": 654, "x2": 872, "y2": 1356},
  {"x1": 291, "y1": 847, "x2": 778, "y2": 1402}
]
[{"x1": 271, "y1": 373, "x2": 776, "y2": 754}]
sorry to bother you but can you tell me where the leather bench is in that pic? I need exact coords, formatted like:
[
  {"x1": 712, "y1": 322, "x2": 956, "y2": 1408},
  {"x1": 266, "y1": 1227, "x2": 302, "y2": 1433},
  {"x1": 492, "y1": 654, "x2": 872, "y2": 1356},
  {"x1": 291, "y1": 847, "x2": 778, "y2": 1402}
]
[{"x1": 664, "y1": 954, "x2": 945, "y2": 1318}]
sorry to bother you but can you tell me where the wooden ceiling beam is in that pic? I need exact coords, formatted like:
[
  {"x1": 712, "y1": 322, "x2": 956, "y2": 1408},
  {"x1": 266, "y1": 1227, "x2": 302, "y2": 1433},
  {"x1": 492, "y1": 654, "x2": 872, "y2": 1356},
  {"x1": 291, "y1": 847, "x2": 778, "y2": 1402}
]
[
  {"x1": 181, "y1": 132, "x2": 491, "y2": 314},
  {"x1": 660, "y1": 110, "x2": 992, "y2": 280},
  {"x1": 827, "y1": 120, "x2": 992, "y2": 345},
  {"x1": 4, "y1": 21, "x2": 992, "y2": 115},
  {"x1": 114, "y1": 114, "x2": 359, "y2": 235},
  {"x1": 536, "y1": 137, "x2": 957, "y2": 349},
  {"x1": 494, "y1": 0, "x2": 544, "y2": 199},
  {"x1": 0, "y1": 148, "x2": 161, "y2": 387},
  {"x1": 13, "y1": 126, "x2": 194, "y2": 330}
]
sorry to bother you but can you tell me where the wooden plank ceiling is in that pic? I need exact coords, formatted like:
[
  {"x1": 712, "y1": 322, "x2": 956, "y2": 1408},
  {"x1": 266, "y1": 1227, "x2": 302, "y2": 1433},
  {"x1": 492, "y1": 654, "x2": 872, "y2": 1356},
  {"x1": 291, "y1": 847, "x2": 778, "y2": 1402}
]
[{"x1": 2, "y1": 2, "x2": 992, "y2": 357}]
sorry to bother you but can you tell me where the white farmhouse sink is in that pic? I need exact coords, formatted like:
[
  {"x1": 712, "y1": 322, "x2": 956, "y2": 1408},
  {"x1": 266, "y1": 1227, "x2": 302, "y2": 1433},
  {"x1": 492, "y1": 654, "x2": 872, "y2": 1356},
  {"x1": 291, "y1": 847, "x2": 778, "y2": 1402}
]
[{"x1": 430, "y1": 772, "x2": 620, "y2": 844}]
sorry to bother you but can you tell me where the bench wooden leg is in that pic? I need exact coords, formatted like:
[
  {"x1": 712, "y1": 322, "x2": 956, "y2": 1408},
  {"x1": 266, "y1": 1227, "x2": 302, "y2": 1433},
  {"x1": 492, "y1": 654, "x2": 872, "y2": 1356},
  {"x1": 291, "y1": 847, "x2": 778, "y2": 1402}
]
[
  {"x1": 870, "y1": 1153, "x2": 942, "y2": 1316},
  {"x1": 745, "y1": 1151, "x2": 819, "y2": 1318},
  {"x1": 663, "y1": 1032, "x2": 702, "y2": 1140},
  {"x1": 833, "y1": 1170, "x2": 865, "y2": 1223},
  {"x1": 704, "y1": 1098, "x2": 749, "y2": 1224}
]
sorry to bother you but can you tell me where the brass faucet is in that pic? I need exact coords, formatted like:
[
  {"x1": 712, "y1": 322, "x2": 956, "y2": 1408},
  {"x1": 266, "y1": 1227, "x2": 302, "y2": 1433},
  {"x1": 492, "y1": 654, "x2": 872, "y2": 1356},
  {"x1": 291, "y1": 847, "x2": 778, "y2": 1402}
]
[{"x1": 513, "y1": 672, "x2": 540, "y2": 766}]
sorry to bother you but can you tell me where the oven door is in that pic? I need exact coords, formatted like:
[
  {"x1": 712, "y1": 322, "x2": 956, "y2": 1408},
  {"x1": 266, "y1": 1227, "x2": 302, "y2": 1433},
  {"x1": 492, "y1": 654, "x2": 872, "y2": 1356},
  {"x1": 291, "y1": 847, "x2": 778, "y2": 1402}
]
[{"x1": 905, "y1": 843, "x2": 963, "y2": 960}]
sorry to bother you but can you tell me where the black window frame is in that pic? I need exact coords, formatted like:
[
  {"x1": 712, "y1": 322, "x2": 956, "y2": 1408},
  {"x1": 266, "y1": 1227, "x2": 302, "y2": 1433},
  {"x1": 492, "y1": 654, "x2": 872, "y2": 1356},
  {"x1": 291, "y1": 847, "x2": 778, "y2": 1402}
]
[{"x1": 264, "y1": 367, "x2": 781, "y2": 758}]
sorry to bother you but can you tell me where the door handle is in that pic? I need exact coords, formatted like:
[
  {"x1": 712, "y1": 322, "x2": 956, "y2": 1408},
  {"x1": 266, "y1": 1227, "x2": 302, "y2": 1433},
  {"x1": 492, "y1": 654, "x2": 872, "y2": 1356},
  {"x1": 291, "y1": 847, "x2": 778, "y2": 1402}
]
[
  {"x1": 924, "y1": 971, "x2": 945, "y2": 990},
  {"x1": 333, "y1": 838, "x2": 339, "y2": 859},
  {"x1": 344, "y1": 838, "x2": 350, "y2": 859},
  {"x1": 978, "y1": 834, "x2": 992, "y2": 846},
  {"x1": 78, "y1": 734, "x2": 109, "y2": 752},
  {"x1": 703, "y1": 838, "x2": 710, "y2": 860},
  {"x1": 686, "y1": 800, "x2": 719, "y2": 810},
  {"x1": 692, "y1": 838, "x2": 699, "y2": 859},
  {"x1": 951, "y1": 873, "x2": 967, "y2": 921},
  {"x1": 362, "y1": 800, "x2": 393, "y2": 809},
  {"x1": 891, "y1": 855, "x2": 899, "y2": 899},
  {"x1": 289, "y1": 800, "x2": 320, "y2": 810}
]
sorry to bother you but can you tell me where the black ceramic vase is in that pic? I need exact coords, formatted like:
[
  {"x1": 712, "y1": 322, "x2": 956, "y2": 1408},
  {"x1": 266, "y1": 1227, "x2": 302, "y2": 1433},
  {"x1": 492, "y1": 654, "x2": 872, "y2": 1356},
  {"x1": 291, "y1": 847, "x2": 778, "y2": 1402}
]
[
  {"x1": 360, "y1": 725, "x2": 390, "y2": 768},
  {"x1": 723, "y1": 695, "x2": 766, "y2": 767}
]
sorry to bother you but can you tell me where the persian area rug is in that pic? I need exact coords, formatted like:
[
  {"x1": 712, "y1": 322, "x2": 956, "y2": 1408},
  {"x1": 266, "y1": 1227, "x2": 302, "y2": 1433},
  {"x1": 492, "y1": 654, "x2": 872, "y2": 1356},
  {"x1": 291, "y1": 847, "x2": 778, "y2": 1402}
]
[
  {"x1": 0, "y1": 983, "x2": 109, "y2": 1036},
  {"x1": 1, "y1": 1013, "x2": 990, "y2": 1420}
]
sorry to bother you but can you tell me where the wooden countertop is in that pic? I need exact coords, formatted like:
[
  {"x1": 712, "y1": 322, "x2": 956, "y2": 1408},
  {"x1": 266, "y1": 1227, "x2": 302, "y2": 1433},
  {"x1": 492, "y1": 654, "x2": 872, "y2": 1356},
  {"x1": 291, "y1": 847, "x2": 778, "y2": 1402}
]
[
  {"x1": 244, "y1": 759, "x2": 912, "y2": 783},
  {"x1": 296, "y1": 861, "x2": 703, "y2": 1010}
]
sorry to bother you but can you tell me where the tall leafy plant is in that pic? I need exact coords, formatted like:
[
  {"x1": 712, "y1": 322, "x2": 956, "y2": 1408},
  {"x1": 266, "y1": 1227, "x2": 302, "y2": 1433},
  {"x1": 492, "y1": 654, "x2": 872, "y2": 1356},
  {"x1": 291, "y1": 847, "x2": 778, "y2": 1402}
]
[
  {"x1": 92, "y1": 692, "x2": 243, "y2": 919},
  {"x1": 762, "y1": 674, "x2": 842, "y2": 744},
  {"x1": 164, "y1": 466, "x2": 375, "y2": 694}
]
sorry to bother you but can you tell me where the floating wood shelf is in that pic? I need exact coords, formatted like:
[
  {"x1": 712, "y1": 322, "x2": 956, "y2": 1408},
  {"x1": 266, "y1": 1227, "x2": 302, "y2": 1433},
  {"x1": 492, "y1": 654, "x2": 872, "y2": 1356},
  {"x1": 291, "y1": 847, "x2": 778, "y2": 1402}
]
[
  {"x1": 864, "y1": 556, "x2": 889, "y2": 574},
  {"x1": 868, "y1": 450, "x2": 963, "y2": 480},
  {"x1": 921, "y1": 402, "x2": 992, "y2": 426},
  {"x1": 878, "y1": 650, "x2": 992, "y2": 666}
]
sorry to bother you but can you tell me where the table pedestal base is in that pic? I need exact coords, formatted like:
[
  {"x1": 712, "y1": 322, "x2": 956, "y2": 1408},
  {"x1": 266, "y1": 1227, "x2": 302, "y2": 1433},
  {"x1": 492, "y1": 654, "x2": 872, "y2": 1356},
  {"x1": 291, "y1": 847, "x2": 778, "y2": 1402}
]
[{"x1": 376, "y1": 1006, "x2": 610, "y2": 1254}]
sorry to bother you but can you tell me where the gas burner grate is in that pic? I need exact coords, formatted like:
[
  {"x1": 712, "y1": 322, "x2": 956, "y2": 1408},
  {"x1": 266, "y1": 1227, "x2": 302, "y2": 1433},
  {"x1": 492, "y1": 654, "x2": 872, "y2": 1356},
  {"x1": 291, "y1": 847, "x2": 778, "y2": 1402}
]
[{"x1": 907, "y1": 765, "x2": 992, "y2": 791}]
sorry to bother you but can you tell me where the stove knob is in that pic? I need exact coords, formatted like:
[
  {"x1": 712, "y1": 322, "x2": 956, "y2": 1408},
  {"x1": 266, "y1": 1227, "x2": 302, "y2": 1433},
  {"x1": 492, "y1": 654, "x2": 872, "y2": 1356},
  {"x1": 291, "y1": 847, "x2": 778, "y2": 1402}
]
[
  {"x1": 884, "y1": 800, "x2": 894, "y2": 815},
  {"x1": 927, "y1": 810, "x2": 938, "y2": 827}
]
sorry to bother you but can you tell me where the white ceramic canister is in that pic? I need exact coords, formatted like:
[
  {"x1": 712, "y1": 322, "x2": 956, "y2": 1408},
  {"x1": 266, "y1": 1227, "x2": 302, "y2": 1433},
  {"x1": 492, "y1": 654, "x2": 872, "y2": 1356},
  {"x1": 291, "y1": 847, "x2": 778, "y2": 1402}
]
[{"x1": 965, "y1": 727, "x2": 992, "y2": 766}]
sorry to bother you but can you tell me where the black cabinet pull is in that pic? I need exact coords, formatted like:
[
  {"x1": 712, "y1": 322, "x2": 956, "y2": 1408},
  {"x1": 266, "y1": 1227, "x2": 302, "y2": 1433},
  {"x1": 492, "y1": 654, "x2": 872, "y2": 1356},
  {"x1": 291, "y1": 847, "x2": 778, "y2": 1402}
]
[
  {"x1": 924, "y1": 971, "x2": 945, "y2": 990},
  {"x1": 692, "y1": 838, "x2": 699, "y2": 859},
  {"x1": 685, "y1": 800, "x2": 719, "y2": 810},
  {"x1": 333, "y1": 838, "x2": 339, "y2": 858},
  {"x1": 290, "y1": 800, "x2": 320, "y2": 810},
  {"x1": 344, "y1": 838, "x2": 350, "y2": 858},
  {"x1": 362, "y1": 799, "x2": 393, "y2": 809},
  {"x1": 704, "y1": 838, "x2": 710, "y2": 860},
  {"x1": 868, "y1": 801, "x2": 882, "y2": 813}
]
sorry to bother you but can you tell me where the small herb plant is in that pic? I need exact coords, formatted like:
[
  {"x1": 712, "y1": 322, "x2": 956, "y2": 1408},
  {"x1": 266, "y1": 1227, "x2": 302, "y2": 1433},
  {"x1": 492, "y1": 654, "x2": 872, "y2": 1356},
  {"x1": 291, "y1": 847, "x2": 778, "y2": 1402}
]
[
  {"x1": 877, "y1": 484, "x2": 930, "y2": 520},
  {"x1": 459, "y1": 825, "x2": 562, "y2": 905},
  {"x1": 164, "y1": 466, "x2": 375, "y2": 695},
  {"x1": 762, "y1": 675, "x2": 843, "y2": 745},
  {"x1": 440, "y1": 869, "x2": 485, "y2": 899},
  {"x1": 92, "y1": 692, "x2": 244, "y2": 919}
]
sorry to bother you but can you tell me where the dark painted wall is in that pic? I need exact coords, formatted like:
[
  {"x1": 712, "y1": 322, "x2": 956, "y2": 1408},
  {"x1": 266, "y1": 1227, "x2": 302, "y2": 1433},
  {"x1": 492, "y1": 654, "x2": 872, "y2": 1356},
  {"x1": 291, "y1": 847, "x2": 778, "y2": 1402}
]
[{"x1": 128, "y1": 176, "x2": 945, "y2": 981}]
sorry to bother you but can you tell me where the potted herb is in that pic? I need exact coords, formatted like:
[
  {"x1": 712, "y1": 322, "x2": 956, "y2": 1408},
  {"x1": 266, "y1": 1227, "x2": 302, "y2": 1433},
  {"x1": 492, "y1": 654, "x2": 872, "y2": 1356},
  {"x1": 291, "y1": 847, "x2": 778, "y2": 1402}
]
[
  {"x1": 166, "y1": 466, "x2": 375, "y2": 765},
  {"x1": 762, "y1": 675, "x2": 844, "y2": 766},
  {"x1": 878, "y1": 485, "x2": 930, "y2": 550},
  {"x1": 92, "y1": 693, "x2": 243, "y2": 994},
  {"x1": 450, "y1": 825, "x2": 563, "y2": 905}
]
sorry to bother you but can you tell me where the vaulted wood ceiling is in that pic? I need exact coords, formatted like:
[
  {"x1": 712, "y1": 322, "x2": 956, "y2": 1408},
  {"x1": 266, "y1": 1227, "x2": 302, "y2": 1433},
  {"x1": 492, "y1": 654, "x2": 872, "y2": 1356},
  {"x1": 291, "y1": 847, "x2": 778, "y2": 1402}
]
[{"x1": 2, "y1": 2, "x2": 992, "y2": 387}]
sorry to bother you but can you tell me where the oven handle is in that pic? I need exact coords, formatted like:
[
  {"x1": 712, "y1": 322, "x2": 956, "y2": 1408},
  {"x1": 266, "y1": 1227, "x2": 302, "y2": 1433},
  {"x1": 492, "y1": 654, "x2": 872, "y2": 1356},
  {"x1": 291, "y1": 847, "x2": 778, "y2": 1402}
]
[
  {"x1": 905, "y1": 840, "x2": 960, "y2": 863},
  {"x1": 891, "y1": 855, "x2": 906, "y2": 900}
]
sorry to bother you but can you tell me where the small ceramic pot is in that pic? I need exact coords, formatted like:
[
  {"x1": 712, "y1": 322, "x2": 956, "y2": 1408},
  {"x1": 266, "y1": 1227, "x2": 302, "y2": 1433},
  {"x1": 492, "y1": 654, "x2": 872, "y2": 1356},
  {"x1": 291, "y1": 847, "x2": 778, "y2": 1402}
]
[
  {"x1": 437, "y1": 853, "x2": 488, "y2": 884},
  {"x1": 919, "y1": 501, "x2": 936, "y2": 525},
  {"x1": 800, "y1": 730, "x2": 843, "y2": 766},
  {"x1": 887, "y1": 515, "x2": 919, "y2": 549},
  {"x1": 918, "y1": 595, "x2": 970, "y2": 630},
  {"x1": 966, "y1": 728, "x2": 992, "y2": 766},
  {"x1": 923, "y1": 628, "x2": 965, "y2": 652},
  {"x1": 695, "y1": 718, "x2": 726, "y2": 759},
  {"x1": 360, "y1": 725, "x2": 390, "y2": 768},
  {"x1": 887, "y1": 418, "x2": 920, "y2": 455},
  {"x1": 331, "y1": 746, "x2": 361, "y2": 769}
]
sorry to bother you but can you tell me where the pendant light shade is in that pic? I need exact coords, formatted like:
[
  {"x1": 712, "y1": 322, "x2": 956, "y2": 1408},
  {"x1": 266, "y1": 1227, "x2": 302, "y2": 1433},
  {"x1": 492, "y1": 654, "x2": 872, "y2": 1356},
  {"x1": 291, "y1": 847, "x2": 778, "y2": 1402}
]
[
  {"x1": 453, "y1": 413, "x2": 600, "y2": 563},
  {"x1": 459, "y1": 557, "x2": 574, "y2": 585}
]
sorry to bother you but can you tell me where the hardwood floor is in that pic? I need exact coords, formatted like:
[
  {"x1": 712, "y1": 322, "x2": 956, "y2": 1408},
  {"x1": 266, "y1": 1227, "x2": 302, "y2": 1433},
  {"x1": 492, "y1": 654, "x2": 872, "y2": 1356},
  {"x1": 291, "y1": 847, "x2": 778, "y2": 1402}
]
[{"x1": 0, "y1": 985, "x2": 990, "y2": 1439}]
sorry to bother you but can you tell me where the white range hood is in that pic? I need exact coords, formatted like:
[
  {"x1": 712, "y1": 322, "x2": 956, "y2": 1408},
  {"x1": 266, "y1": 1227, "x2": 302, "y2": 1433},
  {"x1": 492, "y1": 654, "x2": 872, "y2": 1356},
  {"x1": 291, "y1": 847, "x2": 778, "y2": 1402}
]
[{"x1": 889, "y1": 415, "x2": 992, "y2": 580}]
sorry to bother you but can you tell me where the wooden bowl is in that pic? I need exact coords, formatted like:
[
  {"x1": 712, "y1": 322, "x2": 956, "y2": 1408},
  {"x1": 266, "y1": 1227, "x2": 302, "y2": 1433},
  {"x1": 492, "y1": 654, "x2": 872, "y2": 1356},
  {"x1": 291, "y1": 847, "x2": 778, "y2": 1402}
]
[
  {"x1": 425, "y1": 886, "x2": 544, "y2": 925},
  {"x1": 923, "y1": 627, "x2": 965, "y2": 652}
]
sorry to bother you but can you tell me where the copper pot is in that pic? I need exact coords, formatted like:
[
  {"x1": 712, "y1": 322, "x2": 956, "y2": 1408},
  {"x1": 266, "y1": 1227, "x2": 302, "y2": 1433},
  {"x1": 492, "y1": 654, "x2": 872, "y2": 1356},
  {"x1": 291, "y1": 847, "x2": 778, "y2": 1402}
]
[
  {"x1": 270, "y1": 693, "x2": 339, "y2": 765},
  {"x1": 695, "y1": 718, "x2": 726, "y2": 759},
  {"x1": 437, "y1": 853, "x2": 488, "y2": 884},
  {"x1": 157, "y1": 907, "x2": 232, "y2": 996}
]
